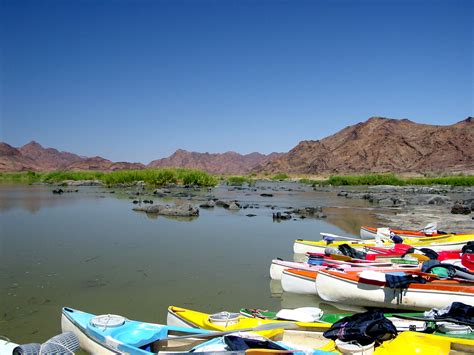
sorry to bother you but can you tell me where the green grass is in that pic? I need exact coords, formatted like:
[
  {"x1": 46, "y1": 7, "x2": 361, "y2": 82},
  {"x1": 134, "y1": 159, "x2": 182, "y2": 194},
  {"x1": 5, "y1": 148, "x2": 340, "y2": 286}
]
[
  {"x1": 325, "y1": 173, "x2": 474, "y2": 187},
  {"x1": 226, "y1": 176, "x2": 251, "y2": 186},
  {"x1": 0, "y1": 168, "x2": 218, "y2": 187},
  {"x1": 271, "y1": 173, "x2": 289, "y2": 181}
]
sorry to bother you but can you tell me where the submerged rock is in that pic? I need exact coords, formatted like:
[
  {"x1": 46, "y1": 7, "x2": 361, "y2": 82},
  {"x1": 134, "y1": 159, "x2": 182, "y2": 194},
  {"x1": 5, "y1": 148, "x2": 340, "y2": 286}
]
[
  {"x1": 61, "y1": 180, "x2": 104, "y2": 187},
  {"x1": 133, "y1": 203, "x2": 199, "y2": 217}
]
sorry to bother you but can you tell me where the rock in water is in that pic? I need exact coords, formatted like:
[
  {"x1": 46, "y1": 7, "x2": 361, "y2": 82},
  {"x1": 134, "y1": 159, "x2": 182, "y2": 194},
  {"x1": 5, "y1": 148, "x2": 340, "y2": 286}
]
[
  {"x1": 200, "y1": 200, "x2": 216, "y2": 208},
  {"x1": 451, "y1": 203, "x2": 471, "y2": 215},
  {"x1": 228, "y1": 202, "x2": 241, "y2": 210},
  {"x1": 133, "y1": 203, "x2": 199, "y2": 217}
]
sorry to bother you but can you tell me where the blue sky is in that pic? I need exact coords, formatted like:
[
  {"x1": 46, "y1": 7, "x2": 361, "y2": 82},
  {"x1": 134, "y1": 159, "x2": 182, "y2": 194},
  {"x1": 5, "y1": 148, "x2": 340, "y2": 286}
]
[{"x1": 1, "y1": 0, "x2": 472, "y2": 163}]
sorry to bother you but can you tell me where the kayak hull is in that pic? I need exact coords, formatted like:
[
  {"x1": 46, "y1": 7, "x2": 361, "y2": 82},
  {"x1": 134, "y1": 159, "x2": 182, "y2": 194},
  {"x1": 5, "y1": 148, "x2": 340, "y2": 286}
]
[
  {"x1": 294, "y1": 234, "x2": 474, "y2": 255},
  {"x1": 316, "y1": 270, "x2": 474, "y2": 310},
  {"x1": 281, "y1": 269, "x2": 318, "y2": 295}
]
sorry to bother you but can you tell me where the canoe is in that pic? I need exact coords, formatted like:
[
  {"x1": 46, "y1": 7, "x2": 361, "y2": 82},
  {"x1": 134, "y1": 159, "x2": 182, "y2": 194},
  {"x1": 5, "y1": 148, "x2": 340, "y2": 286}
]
[
  {"x1": 281, "y1": 264, "x2": 421, "y2": 295},
  {"x1": 240, "y1": 308, "x2": 436, "y2": 333},
  {"x1": 62, "y1": 307, "x2": 331, "y2": 354},
  {"x1": 294, "y1": 233, "x2": 474, "y2": 254},
  {"x1": 167, "y1": 305, "x2": 336, "y2": 351},
  {"x1": 360, "y1": 226, "x2": 447, "y2": 239},
  {"x1": 270, "y1": 257, "x2": 401, "y2": 280},
  {"x1": 61, "y1": 307, "x2": 218, "y2": 354},
  {"x1": 316, "y1": 269, "x2": 474, "y2": 310},
  {"x1": 373, "y1": 331, "x2": 474, "y2": 354},
  {"x1": 281, "y1": 269, "x2": 318, "y2": 294}
]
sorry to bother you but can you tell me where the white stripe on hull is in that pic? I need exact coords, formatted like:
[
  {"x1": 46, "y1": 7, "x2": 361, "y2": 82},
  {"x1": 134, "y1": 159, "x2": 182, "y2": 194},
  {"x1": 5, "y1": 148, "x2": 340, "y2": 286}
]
[
  {"x1": 316, "y1": 271, "x2": 474, "y2": 311},
  {"x1": 359, "y1": 228, "x2": 376, "y2": 239},
  {"x1": 61, "y1": 314, "x2": 118, "y2": 354},
  {"x1": 293, "y1": 241, "x2": 329, "y2": 254},
  {"x1": 281, "y1": 271, "x2": 317, "y2": 295}
]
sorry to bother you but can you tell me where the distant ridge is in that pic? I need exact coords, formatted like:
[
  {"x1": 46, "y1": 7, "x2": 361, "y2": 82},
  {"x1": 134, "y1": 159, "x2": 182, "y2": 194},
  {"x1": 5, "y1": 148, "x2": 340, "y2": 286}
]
[
  {"x1": 253, "y1": 117, "x2": 474, "y2": 174},
  {"x1": 1, "y1": 117, "x2": 473, "y2": 174},
  {"x1": 148, "y1": 149, "x2": 282, "y2": 174}
]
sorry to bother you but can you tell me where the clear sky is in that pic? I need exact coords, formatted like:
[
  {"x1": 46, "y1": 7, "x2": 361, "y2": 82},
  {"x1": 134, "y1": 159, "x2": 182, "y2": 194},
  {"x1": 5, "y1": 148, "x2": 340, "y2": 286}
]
[{"x1": 1, "y1": 0, "x2": 472, "y2": 163}]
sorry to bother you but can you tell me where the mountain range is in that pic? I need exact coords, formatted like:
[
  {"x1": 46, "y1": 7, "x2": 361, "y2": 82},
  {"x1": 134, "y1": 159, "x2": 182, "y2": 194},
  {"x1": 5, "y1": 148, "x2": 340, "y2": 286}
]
[{"x1": 1, "y1": 116, "x2": 473, "y2": 175}]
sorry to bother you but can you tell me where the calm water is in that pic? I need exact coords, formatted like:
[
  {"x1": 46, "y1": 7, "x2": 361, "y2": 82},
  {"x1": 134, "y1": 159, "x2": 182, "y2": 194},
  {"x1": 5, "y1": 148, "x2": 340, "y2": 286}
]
[{"x1": 0, "y1": 182, "x2": 381, "y2": 344}]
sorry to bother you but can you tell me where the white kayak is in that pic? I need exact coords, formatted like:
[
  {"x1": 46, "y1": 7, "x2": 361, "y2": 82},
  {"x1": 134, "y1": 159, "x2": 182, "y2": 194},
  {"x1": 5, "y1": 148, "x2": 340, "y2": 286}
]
[{"x1": 316, "y1": 269, "x2": 474, "y2": 310}]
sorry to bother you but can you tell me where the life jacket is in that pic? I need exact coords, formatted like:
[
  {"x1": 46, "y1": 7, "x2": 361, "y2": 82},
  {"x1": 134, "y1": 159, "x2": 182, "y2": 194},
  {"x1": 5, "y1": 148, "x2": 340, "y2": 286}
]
[
  {"x1": 338, "y1": 244, "x2": 367, "y2": 260},
  {"x1": 323, "y1": 310, "x2": 397, "y2": 346}
]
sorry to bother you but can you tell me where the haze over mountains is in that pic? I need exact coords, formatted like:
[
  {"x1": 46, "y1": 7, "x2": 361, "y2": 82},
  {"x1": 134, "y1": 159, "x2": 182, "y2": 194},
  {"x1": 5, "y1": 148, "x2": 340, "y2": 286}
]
[{"x1": 1, "y1": 117, "x2": 473, "y2": 175}]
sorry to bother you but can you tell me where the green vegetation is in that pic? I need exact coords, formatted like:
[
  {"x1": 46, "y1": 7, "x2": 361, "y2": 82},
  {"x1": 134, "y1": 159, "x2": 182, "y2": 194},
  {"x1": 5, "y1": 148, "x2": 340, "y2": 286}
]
[
  {"x1": 0, "y1": 168, "x2": 218, "y2": 187},
  {"x1": 271, "y1": 173, "x2": 289, "y2": 181},
  {"x1": 325, "y1": 173, "x2": 474, "y2": 187},
  {"x1": 299, "y1": 178, "x2": 318, "y2": 185},
  {"x1": 226, "y1": 176, "x2": 251, "y2": 186},
  {"x1": 2, "y1": 170, "x2": 473, "y2": 187}
]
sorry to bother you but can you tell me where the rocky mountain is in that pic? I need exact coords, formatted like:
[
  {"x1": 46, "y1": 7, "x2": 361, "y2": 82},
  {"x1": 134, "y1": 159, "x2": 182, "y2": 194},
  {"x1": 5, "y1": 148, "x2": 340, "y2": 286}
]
[
  {"x1": 0, "y1": 142, "x2": 145, "y2": 172},
  {"x1": 148, "y1": 149, "x2": 282, "y2": 174},
  {"x1": 0, "y1": 142, "x2": 40, "y2": 172},
  {"x1": 66, "y1": 157, "x2": 145, "y2": 171},
  {"x1": 2, "y1": 117, "x2": 472, "y2": 174},
  {"x1": 19, "y1": 141, "x2": 84, "y2": 170},
  {"x1": 254, "y1": 117, "x2": 474, "y2": 174}
]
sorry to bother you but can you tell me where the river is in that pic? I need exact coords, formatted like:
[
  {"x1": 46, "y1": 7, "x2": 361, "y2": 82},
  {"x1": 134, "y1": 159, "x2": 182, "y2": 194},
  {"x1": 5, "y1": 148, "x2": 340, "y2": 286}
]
[{"x1": 0, "y1": 182, "x2": 381, "y2": 344}]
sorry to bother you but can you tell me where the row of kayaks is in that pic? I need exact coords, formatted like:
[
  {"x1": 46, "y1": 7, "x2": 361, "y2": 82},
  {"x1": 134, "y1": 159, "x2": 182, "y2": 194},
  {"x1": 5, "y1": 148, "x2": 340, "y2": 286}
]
[
  {"x1": 3, "y1": 304, "x2": 473, "y2": 354},
  {"x1": 272, "y1": 223, "x2": 474, "y2": 311},
  {"x1": 294, "y1": 231, "x2": 474, "y2": 254}
]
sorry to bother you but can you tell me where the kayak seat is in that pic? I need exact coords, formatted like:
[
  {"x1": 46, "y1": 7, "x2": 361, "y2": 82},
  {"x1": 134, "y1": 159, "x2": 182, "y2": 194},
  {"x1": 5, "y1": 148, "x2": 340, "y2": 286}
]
[{"x1": 114, "y1": 324, "x2": 167, "y2": 348}]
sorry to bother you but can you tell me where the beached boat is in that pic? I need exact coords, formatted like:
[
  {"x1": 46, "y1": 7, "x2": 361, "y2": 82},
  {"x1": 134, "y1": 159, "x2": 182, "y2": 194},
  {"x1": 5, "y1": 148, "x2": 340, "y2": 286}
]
[
  {"x1": 62, "y1": 307, "x2": 218, "y2": 354},
  {"x1": 316, "y1": 269, "x2": 474, "y2": 310},
  {"x1": 293, "y1": 233, "x2": 474, "y2": 254},
  {"x1": 360, "y1": 225, "x2": 447, "y2": 239},
  {"x1": 281, "y1": 264, "x2": 421, "y2": 295},
  {"x1": 270, "y1": 257, "x2": 397, "y2": 280},
  {"x1": 167, "y1": 306, "x2": 336, "y2": 351},
  {"x1": 374, "y1": 331, "x2": 474, "y2": 354}
]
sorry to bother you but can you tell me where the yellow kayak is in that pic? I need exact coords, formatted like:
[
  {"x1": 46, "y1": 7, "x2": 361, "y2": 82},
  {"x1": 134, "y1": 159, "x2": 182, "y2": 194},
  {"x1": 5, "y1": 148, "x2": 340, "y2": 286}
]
[
  {"x1": 294, "y1": 233, "x2": 474, "y2": 254},
  {"x1": 374, "y1": 331, "x2": 474, "y2": 354},
  {"x1": 167, "y1": 306, "x2": 336, "y2": 351}
]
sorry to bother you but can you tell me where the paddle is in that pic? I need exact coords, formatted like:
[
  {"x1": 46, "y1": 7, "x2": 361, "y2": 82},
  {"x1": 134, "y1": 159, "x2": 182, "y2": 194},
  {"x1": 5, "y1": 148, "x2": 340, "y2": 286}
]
[
  {"x1": 320, "y1": 233, "x2": 362, "y2": 242},
  {"x1": 392, "y1": 314, "x2": 474, "y2": 327},
  {"x1": 157, "y1": 322, "x2": 299, "y2": 342}
]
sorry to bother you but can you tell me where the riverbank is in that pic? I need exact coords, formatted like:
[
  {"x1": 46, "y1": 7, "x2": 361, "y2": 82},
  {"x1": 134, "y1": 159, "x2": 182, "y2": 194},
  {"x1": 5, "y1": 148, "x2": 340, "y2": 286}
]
[{"x1": 1, "y1": 170, "x2": 473, "y2": 187}]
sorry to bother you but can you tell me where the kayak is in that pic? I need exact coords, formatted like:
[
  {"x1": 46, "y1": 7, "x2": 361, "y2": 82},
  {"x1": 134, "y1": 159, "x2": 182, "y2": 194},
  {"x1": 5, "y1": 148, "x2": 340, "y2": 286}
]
[
  {"x1": 281, "y1": 264, "x2": 421, "y2": 295},
  {"x1": 316, "y1": 269, "x2": 474, "y2": 310},
  {"x1": 294, "y1": 233, "x2": 474, "y2": 254},
  {"x1": 167, "y1": 305, "x2": 336, "y2": 351},
  {"x1": 360, "y1": 226, "x2": 448, "y2": 239},
  {"x1": 62, "y1": 307, "x2": 325, "y2": 354},
  {"x1": 240, "y1": 308, "x2": 440, "y2": 333},
  {"x1": 374, "y1": 331, "x2": 474, "y2": 354}
]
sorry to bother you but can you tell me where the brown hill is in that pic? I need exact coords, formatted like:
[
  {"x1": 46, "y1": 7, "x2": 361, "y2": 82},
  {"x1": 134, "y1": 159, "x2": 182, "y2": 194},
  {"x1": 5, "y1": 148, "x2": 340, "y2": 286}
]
[
  {"x1": 0, "y1": 142, "x2": 145, "y2": 172},
  {"x1": 254, "y1": 117, "x2": 474, "y2": 174},
  {"x1": 0, "y1": 143, "x2": 40, "y2": 172},
  {"x1": 19, "y1": 141, "x2": 84, "y2": 170},
  {"x1": 148, "y1": 149, "x2": 282, "y2": 174},
  {"x1": 64, "y1": 157, "x2": 145, "y2": 171}
]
